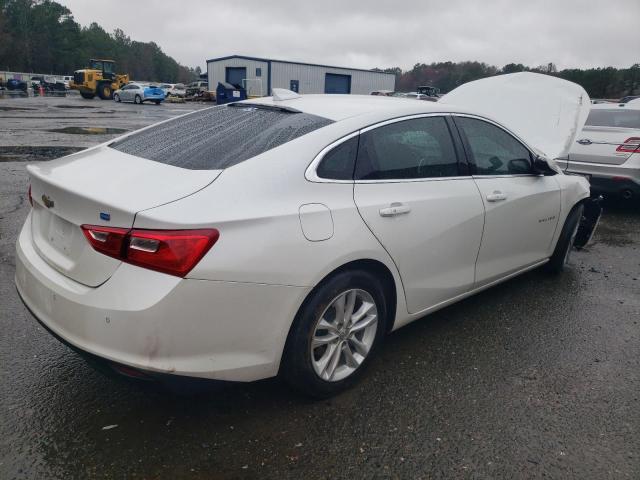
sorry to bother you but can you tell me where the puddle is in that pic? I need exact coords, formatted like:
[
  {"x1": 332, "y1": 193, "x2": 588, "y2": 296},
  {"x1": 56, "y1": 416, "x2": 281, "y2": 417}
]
[
  {"x1": 0, "y1": 146, "x2": 85, "y2": 162},
  {"x1": 55, "y1": 105, "x2": 98, "y2": 109},
  {"x1": 47, "y1": 127, "x2": 127, "y2": 135},
  {"x1": 0, "y1": 106, "x2": 36, "y2": 112}
]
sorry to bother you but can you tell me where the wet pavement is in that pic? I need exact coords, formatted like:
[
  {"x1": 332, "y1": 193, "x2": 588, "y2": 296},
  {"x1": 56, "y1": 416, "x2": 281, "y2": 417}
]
[{"x1": 0, "y1": 95, "x2": 639, "y2": 479}]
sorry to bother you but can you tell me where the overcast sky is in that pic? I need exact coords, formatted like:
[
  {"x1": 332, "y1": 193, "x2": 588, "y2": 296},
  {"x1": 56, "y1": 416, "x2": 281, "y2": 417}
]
[{"x1": 59, "y1": 0, "x2": 639, "y2": 71}]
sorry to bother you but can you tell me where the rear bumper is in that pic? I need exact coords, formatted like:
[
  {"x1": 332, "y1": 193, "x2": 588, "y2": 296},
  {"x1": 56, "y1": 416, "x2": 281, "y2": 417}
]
[
  {"x1": 558, "y1": 157, "x2": 640, "y2": 198},
  {"x1": 15, "y1": 217, "x2": 309, "y2": 382}
]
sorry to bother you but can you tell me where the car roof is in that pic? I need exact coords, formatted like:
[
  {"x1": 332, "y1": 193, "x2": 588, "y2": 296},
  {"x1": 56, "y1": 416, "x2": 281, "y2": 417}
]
[{"x1": 240, "y1": 94, "x2": 468, "y2": 121}]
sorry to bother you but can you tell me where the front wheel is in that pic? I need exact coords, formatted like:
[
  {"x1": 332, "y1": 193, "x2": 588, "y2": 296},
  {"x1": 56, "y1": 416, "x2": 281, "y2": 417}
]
[
  {"x1": 546, "y1": 204, "x2": 584, "y2": 273},
  {"x1": 113, "y1": 94, "x2": 120, "y2": 102},
  {"x1": 80, "y1": 91, "x2": 95, "y2": 99},
  {"x1": 281, "y1": 270, "x2": 387, "y2": 398}
]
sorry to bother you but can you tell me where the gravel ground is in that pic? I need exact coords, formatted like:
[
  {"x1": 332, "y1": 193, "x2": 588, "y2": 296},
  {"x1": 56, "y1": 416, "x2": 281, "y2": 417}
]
[{"x1": 0, "y1": 94, "x2": 638, "y2": 479}]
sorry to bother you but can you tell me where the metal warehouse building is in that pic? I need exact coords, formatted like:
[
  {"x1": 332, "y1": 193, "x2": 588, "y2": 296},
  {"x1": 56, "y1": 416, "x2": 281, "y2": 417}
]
[{"x1": 206, "y1": 55, "x2": 395, "y2": 97}]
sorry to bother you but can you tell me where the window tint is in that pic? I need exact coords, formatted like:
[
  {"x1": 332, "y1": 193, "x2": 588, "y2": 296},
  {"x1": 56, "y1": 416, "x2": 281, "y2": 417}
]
[
  {"x1": 355, "y1": 117, "x2": 459, "y2": 180},
  {"x1": 456, "y1": 117, "x2": 532, "y2": 175},
  {"x1": 110, "y1": 104, "x2": 333, "y2": 170},
  {"x1": 585, "y1": 109, "x2": 640, "y2": 129},
  {"x1": 316, "y1": 136, "x2": 358, "y2": 180}
]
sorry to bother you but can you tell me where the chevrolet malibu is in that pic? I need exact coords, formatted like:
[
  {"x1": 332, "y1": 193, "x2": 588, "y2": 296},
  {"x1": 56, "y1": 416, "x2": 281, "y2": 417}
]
[{"x1": 16, "y1": 73, "x2": 600, "y2": 397}]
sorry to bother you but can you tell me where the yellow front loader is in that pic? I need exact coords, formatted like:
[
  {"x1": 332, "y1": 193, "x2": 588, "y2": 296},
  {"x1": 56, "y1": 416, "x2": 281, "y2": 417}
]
[{"x1": 70, "y1": 59, "x2": 129, "y2": 100}]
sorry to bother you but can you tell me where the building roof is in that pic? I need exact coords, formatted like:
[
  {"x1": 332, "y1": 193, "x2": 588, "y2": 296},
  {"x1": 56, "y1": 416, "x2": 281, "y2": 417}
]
[{"x1": 205, "y1": 55, "x2": 396, "y2": 76}]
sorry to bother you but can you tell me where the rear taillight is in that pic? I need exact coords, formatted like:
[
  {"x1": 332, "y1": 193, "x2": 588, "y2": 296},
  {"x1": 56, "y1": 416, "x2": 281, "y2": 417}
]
[
  {"x1": 81, "y1": 226, "x2": 129, "y2": 259},
  {"x1": 28, "y1": 184, "x2": 33, "y2": 207},
  {"x1": 81, "y1": 225, "x2": 219, "y2": 277},
  {"x1": 616, "y1": 137, "x2": 640, "y2": 153}
]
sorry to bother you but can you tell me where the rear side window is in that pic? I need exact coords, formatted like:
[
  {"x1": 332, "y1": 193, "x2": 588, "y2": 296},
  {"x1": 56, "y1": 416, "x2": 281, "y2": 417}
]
[
  {"x1": 110, "y1": 105, "x2": 333, "y2": 170},
  {"x1": 455, "y1": 117, "x2": 532, "y2": 175},
  {"x1": 355, "y1": 117, "x2": 459, "y2": 180},
  {"x1": 316, "y1": 136, "x2": 358, "y2": 180},
  {"x1": 585, "y1": 109, "x2": 640, "y2": 129}
]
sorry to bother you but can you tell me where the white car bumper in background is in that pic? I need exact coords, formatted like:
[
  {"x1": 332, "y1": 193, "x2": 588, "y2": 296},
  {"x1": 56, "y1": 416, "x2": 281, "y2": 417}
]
[{"x1": 15, "y1": 215, "x2": 309, "y2": 382}]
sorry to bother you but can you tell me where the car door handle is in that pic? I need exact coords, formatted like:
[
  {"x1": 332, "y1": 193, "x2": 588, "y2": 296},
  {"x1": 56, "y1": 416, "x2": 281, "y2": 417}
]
[
  {"x1": 379, "y1": 202, "x2": 411, "y2": 217},
  {"x1": 486, "y1": 191, "x2": 507, "y2": 202}
]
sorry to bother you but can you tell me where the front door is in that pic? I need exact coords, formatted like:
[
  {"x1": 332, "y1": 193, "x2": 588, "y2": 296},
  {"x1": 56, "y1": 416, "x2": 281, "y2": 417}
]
[
  {"x1": 353, "y1": 116, "x2": 485, "y2": 314},
  {"x1": 454, "y1": 116, "x2": 561, "y2": 286}
]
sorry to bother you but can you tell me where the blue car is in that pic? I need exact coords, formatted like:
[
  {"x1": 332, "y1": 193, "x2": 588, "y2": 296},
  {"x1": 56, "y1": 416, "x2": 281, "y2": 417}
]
[{"x1": 113, "y1": 83, "x2": 165, "y2": 104}]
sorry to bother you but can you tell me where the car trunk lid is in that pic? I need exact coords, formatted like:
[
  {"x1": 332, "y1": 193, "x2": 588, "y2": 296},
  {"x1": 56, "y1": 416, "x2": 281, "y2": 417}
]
[
  {"x1": 27, "y1": 146, "x2": 220, "y2": 287},
  {"x1": 569, "y1": 126, "x2": 639, "y2": 165}
]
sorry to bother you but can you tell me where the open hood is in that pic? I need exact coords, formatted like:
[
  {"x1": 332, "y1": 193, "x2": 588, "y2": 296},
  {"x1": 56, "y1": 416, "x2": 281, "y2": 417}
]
[{"x1": 440, "y1": 72, "x2": 590, "y2": 160}]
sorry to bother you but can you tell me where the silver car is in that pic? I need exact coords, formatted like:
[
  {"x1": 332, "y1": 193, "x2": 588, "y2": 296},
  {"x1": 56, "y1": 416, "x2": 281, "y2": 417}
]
[
  {"x1": 558, "y1": 103, "x2": 640, "y2": 200},
  {"x1": 113, "y1": 83, "x2": 165, "y2": 104}
]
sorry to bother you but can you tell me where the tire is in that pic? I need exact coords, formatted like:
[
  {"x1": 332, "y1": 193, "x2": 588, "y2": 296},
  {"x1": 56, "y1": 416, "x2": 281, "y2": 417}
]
[
  {"x1": 98, "y1": 83, "x2": 113, "y2": 100},
  {"x1": 113, "y1": 94, "x2": 120, "y2": 102},
  {"x1": 281, "y1": 270, "x2": 388, "y2": 398},
  {"x1": 546, "y1": 204, "x2": 584, "y2": 274},
  {"x1": 134, "y1": 95, "x2": 142, "y2": 104},
  {"x1": 80, "y1": 91, "x2": 95, "y2": 99},
  {"x1": 154, "y1": 100, "x2": 161, "y2": 105}
]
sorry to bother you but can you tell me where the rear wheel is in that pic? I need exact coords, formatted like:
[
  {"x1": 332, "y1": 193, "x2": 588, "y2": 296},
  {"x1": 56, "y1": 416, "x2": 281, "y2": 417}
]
[
  {"x1": 281, "y1": 270, "x2": 387, "y2": 398},
  {"x1": 546, "y1": 204, "x2": 584, "y2": 273},
  {"x1": 80, "y1": 91, "x2": 95, "y2": 99},
  {"x1": 154, "y1": 100, "x2": 161, "y2": 105},
  {"x1": 134, "y1": 94, "x2": 142, "y2": 104}
]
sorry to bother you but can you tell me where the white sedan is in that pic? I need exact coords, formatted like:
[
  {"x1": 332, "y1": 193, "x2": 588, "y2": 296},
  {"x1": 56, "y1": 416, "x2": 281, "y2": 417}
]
[{"x1": 16, "y1": 73, "x2": 600, "y2": 397}]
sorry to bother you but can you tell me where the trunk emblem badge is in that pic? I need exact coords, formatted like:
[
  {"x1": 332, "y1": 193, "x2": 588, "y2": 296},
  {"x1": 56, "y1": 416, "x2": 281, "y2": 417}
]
[
  {"x1": 100, "y1": 212, "x2": 111, "y2": 221},
  {"x1": 41, "y1": 194, "x2": 54, "y2": 208}
]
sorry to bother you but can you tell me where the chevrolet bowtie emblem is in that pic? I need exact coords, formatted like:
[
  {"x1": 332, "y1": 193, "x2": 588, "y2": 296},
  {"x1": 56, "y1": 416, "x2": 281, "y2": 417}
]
[{"x1": 41, "y1": 194, "x2": 54, "y2": 209}]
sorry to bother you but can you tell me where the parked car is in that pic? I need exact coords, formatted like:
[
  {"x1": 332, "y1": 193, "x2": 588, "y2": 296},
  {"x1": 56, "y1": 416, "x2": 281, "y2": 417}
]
[
  {"x1": 7, "y1": 78, "x2": 28, "y2": 91},
  {"x1": 370, "y1": 90, "x2": 394, "y2": 96},
  {"x1": 186, "y1": 80, "x2": 208, "y2": 96},
  {"x1": 16, "y1": 73, "x2": 600, "y2": 398},
  {"x1": 160, "y1": 83, "x2": 186, "y2": 98},
  {"x1": 404, "y1": 92, "x2": 437, "y2": 102},
  {"x1": 619, "y1": 95, "x2": 640, "y2": 104},
  {"x1": 558, "y1": 103, "x2": 640, "y2": 200},
  {"x1": 113, "y1": 83, "x2": 165, "y2": 104},
  {"x1": 62, "y1": 75, "x2": 73, "y2": 89}
]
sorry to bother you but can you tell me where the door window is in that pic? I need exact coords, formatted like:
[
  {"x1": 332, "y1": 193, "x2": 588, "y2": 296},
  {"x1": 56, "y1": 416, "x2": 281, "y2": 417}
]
[
  {"x1": 355, "y1": 117, "x2": 459, "y2": 180},
  {"x1": 455, "y1": 117, "x2": 532, "y2": 175}
]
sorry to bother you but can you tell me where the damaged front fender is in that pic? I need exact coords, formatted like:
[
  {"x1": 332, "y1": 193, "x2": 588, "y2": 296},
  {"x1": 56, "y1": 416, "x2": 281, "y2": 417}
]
[{"x1": 574, "y1": 195, "x2": 603, "y2": 249}]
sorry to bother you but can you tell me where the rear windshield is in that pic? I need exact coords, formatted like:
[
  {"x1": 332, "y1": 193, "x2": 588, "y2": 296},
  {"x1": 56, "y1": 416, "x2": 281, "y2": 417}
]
[
  {"x1": 109, "y1": 104, "x2": 333, "y2": 170},
  {"x1": 585, "y1": 109, "x2": 640, "y2": 129}
]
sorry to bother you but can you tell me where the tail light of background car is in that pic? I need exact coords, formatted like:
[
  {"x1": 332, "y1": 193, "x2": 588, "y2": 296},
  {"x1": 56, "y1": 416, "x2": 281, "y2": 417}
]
[
  {"x1": 81, "y1": 225, "x2": 219, "y2": 277},
  {"x1": 616, "y1": 137, "x2": 640, "y2": 153}
]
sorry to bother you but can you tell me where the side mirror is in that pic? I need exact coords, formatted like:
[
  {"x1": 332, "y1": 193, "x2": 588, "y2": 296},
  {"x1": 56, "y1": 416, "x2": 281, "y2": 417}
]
[{"x1": 533, "y1": 155, "x2": 557, "y2": 176}]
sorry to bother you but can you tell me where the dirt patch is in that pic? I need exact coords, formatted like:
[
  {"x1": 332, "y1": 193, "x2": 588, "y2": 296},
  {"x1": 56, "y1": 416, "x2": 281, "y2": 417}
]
[
  {"x1": 46, "y1": 127, "x2": 127, "y2": 135},
  {"x1": 0, "y1": 146, "x2": 85, "y2": 162}
]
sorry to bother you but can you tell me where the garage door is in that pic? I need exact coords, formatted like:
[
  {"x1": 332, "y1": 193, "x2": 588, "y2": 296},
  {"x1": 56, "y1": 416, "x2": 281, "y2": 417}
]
[
  {"x1": 226, "y1": 67, "x2": 247, "y2": 88},
  {"x1": 325, "y1": 73, "x2": 351, "y2": 94}
]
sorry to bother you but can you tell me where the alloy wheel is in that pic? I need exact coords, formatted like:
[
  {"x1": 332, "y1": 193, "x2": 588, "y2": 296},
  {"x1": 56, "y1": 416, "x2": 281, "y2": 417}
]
[{"x1": 310, "y1": 289, "x2": 378, "y2": 382}]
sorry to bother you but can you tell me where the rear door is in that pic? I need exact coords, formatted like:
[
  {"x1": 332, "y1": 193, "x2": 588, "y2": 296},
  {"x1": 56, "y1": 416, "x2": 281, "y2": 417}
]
[
  {"x1": 353, "y1": 115, "x2": 485, "y2": 314},
  {"x1": 453, "y1": 115, "x2": 561, "y2": 286},
  {"x1": 570, "y1": 108, "x2": 640, "y2": 165}
]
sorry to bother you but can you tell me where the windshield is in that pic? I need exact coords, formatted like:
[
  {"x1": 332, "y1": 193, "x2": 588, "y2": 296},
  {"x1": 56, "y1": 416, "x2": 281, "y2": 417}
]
[{"x1": 110, "y1": 104, "x2": 333, "y2": 170}]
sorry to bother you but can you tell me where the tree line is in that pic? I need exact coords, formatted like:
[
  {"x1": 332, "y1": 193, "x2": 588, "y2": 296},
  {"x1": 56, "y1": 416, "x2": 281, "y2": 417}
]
[
  {"x1": 375, "y1": 61, "x2": 640, "y2": 99},
  {"x1": 0, "y1": 0, "x2": 200, "y2": 83}
]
